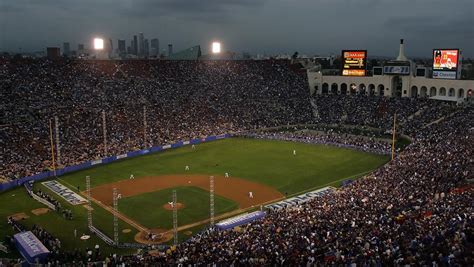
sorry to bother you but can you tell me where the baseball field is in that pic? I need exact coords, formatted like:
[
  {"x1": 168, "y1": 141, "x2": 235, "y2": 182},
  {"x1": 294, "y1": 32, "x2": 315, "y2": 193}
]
[{"x1": 0, "y1": 137, "x2": 389, "y2": 255}]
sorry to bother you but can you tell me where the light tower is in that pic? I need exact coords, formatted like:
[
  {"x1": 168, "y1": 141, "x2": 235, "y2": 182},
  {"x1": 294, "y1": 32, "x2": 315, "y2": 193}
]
[
  {"x1": 211, "y1": 41, "x2": 222, "y2": 60},
  {"x1": 212, "y1": 42, "x2": 221, "y2": 54},
  {"x1": 93, "y1": 37, "x2": 107, "y2": 59}
]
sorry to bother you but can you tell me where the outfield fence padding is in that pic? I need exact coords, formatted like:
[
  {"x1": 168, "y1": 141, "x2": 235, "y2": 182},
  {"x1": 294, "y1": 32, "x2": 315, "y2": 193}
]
[{"x1": 0, "y1": 134, "x2": 231, "y2": 192}]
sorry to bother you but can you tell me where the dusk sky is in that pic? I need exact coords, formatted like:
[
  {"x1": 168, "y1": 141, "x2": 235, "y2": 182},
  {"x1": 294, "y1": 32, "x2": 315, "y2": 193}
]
[{"x1": 1, "y1": 0, "x2": 473, "y2": 57}]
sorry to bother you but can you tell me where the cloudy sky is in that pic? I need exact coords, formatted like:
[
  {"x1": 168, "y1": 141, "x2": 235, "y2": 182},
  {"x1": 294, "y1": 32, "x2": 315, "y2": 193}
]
[{"x1": 0, "y1": 0, "x2": 473, "y2": 57}]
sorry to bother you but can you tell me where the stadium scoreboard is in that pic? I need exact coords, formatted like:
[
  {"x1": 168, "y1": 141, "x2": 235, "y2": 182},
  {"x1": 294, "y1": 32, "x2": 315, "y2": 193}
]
[
  {"x1": 341, "y1": 50, "x2": 367, "y2": 76},
  {"x1": 432, "y1": 49, "x2": 460, "y2": 79}
]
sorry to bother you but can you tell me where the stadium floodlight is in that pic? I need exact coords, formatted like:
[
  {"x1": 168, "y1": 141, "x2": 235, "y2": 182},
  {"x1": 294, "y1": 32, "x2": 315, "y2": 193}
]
[
  {"x1": 94, "y1": 38, "x2": 104, "y2": 50},
  {"x1": 212, "y1": 42, "x2": 221, "y2": 54}
]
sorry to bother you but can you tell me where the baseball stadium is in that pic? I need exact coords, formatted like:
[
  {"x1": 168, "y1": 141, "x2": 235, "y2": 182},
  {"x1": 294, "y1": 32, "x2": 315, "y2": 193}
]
[{"x1": 1, "y1": 3, "x2": 473, "y2": 266}]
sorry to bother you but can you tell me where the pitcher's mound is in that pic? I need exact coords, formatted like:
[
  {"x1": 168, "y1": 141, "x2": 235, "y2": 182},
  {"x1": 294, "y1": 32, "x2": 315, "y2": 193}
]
[
  {"x1": 162, "y1": 202, "x2": 185, "y2": 210},
  {"x1": 9, "y1": 213, "x2": 29, "y2": 221},
  {"x1": 135, "y1": 228, "x2": 173, "y2": 244},
  {"x1": 31, "y1": 208, "x2": 50, "y2": 215}
]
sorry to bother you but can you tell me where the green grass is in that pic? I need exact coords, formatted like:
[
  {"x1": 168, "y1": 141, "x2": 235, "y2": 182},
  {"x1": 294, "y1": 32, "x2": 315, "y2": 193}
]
[
  {"x1": 59, "y1": 138, "x2": 389, "y2": 195},
  {"x1": 0, "y1": 185, "x2": 136, "y2": 257},
  {"x1": 0, "y1": 137, "x2": 389, "y2": 257},
  {"x1": 119, "y1": 186, "x2": 238, "y2": 229}
]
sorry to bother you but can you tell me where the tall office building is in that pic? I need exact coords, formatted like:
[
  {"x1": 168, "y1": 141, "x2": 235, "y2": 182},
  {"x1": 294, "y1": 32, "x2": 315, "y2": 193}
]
[
  {"x1": 133, "y1": 35, "x2": 138, "y2": 55},
  {"x1": 138, "y1": 32, "x2": 144, "y2": 57},
  {"x1": 63, "y1": 42, "x2": 70, "y2": 56},
  {"x1": 168, "y1": 44, "x2": 173, "y2": 57},
  {"x1": 150, "y1": 38, "x2": 159, "y2": 57},
  {"x1": 47, "y1": 47, "x2": 61, "y2": 59},
  {"x1": 109, "y1": 39, "x2": 113, "y2": 53},
  {"x1": 118, "y1": 40, "x2": 126, "y2": 55},
  {"x1": 78, "y1": 44, "x2": 85, "y2": 55},
  {"x1": 144, "y1": 39, "x2": 149, "y2": 58}
]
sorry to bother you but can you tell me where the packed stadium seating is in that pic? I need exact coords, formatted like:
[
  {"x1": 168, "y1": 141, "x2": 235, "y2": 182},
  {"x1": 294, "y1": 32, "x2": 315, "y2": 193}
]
[
  {"x1": 1, "y1": 59, "x2": 472, "y2": 265},
  {"x1": 1, "y1": 59, "x2": 312, "y2": 180}
]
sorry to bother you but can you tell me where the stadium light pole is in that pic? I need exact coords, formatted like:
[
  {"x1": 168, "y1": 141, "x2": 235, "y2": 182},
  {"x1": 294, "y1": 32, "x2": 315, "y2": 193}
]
[
  {"x1": 94, "y1": 38, "x2": 105, "y2": 59},
  {"x1": 102, "y1": 110, "x2": 108, "y2": 156},
  {"x1": 49, "y1": 119, "x2": 56, "y2": 176},
  {"x1": 211, "y1": 41, "x2": 221, "y2": 60},
  {"x1": 94, "y1": 38, "x2": 104, "y2": 50},
  {"x1": 212, "y1": 42, "x2": 221, "y2": 54},
  {"x1": 391, "y1": 113, "x2": 397, "y2": 160}
]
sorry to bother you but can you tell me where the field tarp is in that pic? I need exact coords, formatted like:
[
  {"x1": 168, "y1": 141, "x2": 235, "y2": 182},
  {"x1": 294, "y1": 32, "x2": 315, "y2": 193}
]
[
  {"x1": 0, "y1": 134, "x2": 231, "y2": 192},
  {"x1": 13, "y1": 231, "x2": 50, "y2": 264}
]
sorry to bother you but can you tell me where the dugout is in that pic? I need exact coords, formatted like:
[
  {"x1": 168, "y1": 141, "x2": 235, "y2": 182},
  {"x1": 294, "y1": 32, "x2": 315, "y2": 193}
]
[{"x1": 13, "y1": 231, "x2": 50, "y2": 264}]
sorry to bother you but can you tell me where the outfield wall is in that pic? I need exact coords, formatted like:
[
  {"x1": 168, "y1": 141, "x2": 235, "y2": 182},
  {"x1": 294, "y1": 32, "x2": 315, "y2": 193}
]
[{"x1": 0, "y1": 134, "x2": 231, "y2": 192}]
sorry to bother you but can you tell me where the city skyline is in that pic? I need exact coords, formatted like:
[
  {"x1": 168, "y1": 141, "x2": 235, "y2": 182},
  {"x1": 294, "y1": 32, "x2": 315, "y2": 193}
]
[{"x1": 0, "y1": 0, "x2": 473, "y2": 57}]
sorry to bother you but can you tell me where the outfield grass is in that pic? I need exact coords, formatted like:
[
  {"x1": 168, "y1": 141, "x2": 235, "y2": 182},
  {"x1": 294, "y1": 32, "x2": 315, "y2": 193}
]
[
  {"x1": 59, "y1": 138, "x2": 389, "y2": 195},
  {"x1": 0, "y1": 137, "x2": 389, "y2": 256},
  {"x1": 119, "y1": 186, "x2": 238, "y2": 229}
]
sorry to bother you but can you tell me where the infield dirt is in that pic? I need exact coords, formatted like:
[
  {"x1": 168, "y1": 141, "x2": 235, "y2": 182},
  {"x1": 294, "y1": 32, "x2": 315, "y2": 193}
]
[
  {"x1": 162, "y1": 202, "x2": 185, "y2": 210},
  {"x1": 90, "y1": 174, "x2": 284, "y2": 210}
]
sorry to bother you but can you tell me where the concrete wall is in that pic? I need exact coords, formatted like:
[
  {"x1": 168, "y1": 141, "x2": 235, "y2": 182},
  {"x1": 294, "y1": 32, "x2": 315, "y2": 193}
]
[{"x1": 308, "y1": 71, "x2": 474, "y2": 102}]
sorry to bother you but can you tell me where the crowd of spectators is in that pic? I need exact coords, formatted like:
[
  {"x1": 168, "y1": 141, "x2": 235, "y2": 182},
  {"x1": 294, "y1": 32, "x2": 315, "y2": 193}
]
[
  {"x1": 240, "y1": 129, "x2": 392, "y2": 154},
  {"x1": 1, "y1": 59, "x2": 460, "y2": 181},
  {"x1": 311, "y1": 94, "x2": 459, "y2": 136},
  {"x1": 110, "y1": 106, "x2": 473, "y2": 266},
  {"x1": 1, "y1": 58, "x2": 472, "y2": 265},
  {"x1": 1, "y1": 59, "x2": 311, "y2": 180}
]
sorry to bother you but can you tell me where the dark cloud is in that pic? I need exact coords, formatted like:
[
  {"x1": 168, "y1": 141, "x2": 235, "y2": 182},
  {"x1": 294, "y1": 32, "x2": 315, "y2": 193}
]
[
  {"x1": 0, "y1": 0, "x2": 472, "y2": 57},
  {"x1": 118, "y1": 0, "x2": 267, "y2": 23},
  {"x1": 384, "y1": 15, "x2": 474, "y2": 37}
]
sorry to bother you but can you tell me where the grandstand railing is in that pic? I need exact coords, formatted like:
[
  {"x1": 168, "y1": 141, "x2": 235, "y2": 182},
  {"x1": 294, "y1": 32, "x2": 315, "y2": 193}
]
[{"x1": 0, "y1": 134, "x2": 231, "y2": 192}]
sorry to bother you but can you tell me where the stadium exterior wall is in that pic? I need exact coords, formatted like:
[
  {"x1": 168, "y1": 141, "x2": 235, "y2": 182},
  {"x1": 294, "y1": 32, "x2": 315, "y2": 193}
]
[
  {"x1": 0, "y1": 134, "x2": 231, "y2": 192},
  {"x1": 308, "y1": 71, "x2": 473, "y2": 102}
]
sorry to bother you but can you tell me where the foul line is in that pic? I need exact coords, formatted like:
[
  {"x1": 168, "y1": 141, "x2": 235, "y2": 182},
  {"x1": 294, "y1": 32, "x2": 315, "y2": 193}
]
[
  {"x1": 161, "y1": 195, "x2": 286, "y2": 234},
  {"x1": 58, "y1": 178, "x2": 79, "y2": 192},
  {"x1": 80, "y1": 191, "x2": 149, "y2": 233},
  {"x1": 72, "y1": 169, "x2": 376, "y2": 242}
]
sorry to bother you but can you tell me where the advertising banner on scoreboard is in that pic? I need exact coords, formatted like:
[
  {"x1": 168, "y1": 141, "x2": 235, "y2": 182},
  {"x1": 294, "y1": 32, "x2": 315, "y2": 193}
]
[
  {"x1": 341, "y1": 50, "x2": 367, "y2": 76},
  {"x1": 383, "y1": 66, "x2": 410, "y2": 75},
  {"x1": 383, "y1": 60, "x2": 411, "y2": 75},
  {"x1": 432, "y1": 49, "x2": 459, "y2": 79}
]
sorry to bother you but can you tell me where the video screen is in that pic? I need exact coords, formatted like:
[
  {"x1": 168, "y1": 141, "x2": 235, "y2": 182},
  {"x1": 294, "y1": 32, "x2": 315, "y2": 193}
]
[
  {"x1": 341, "y1": 50, "x2": 367, "y2": 76},
  {"x1": 433, "y1": 49, "x2": 459, "y2": 71}
]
